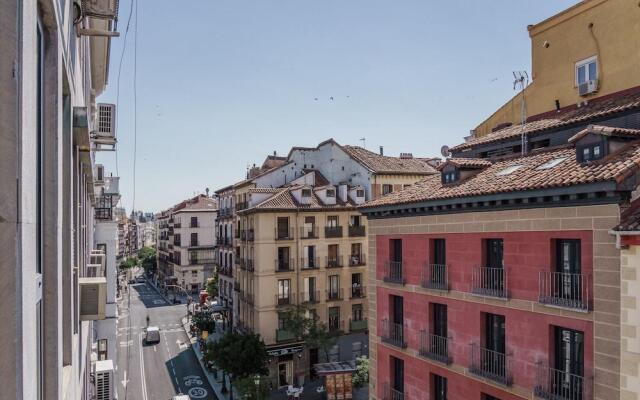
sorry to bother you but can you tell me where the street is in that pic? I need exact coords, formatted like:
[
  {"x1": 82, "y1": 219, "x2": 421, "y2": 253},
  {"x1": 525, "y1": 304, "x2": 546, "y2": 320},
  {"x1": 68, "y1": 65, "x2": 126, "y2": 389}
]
[{"x1": 117, "y1": 279, "x2": 217, "y2": 400}]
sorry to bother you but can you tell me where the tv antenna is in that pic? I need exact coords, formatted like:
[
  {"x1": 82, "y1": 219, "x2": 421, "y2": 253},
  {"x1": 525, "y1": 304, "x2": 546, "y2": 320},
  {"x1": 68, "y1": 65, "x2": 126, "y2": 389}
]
[
  {"x1": 513, "y1": 71, "x2": 529, "y2": 156},
  {"x1": 359, "y1": 137, "x2": 366, "y2": 149}
]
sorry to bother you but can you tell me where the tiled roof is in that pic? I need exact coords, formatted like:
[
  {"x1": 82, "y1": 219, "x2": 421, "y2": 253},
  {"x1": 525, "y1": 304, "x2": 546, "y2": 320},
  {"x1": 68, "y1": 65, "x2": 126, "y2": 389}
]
[
  {"x1": 175, "y1": 195, "x2": 218, "y2": 212},
  {"x1": 302, "y1": 169, "x2": 330, "y2": 187},
  {"x1": 436, "y1": 158, "x2": 493, "y2": 171},
  {"x1": 249, "y1": 187, "x2": 281, "y2": 194},
  {"x1": 241, "y1": 187, "x2": 356, "y2": 213},
  {"x1": 452, "y1": 89, "x2": 640, "y2": 152},
  {"x1": 613, "y1": 205, "x2": 640, "y2": 232},
  {"x1": 568, "y1": 124, "x2": 640, "y2": 143},
  {"x1": 342, "y1": 145, "x2": 437, "y2": 175},
  {"x1": 361, "y1": 142, "x2": 640, "y2": 209}
]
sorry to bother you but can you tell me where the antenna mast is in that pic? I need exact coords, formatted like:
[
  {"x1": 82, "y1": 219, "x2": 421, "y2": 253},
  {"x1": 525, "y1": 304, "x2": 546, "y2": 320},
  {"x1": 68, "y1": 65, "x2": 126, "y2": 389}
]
[
  {"x1": 513, "y1": 71, "x2": 529, "y2": 156},
  {"x1": 359, "y1": 137, "x2": 366, "y2": 149}
]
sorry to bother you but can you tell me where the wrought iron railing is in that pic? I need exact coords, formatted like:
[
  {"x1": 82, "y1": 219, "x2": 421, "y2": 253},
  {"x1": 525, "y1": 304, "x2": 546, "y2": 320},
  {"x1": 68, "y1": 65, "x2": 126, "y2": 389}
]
[
  {"x1": 538, "y1": 271, "x2": 590, "y2": 312},
  {"x1": 419, "y1": 331, "x2": 451, "y2": 364},
  {"x1": 472, "y1": 266, "x2": 508, "y2": 298},
  {"x1": 381, "y1": 319, "x2": 406, "y2": 348},
  {"x1": 421, "y1": 263, "x2": 448, "y2": 291},
  {"x1": 534, "y1": 363, "x2": 586, "y2": 400},
  {"x1": 383, "y1": 261, "x2": 405, "y2": 285},
  {"x1": 469, "y1": 343, "x2": 512, "y2": 386}
]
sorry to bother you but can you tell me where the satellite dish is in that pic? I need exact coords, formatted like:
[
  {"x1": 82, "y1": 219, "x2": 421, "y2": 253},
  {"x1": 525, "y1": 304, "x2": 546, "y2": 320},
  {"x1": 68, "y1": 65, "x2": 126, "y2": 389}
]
[{"x1": 440, "y1": 145, "x2": 451, "y2": 158}]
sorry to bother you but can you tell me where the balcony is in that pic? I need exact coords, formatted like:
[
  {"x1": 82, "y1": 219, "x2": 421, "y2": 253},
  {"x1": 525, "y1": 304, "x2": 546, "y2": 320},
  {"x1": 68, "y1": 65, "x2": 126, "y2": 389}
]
[
  {"x1": 247, "y1": 229, "x2": 254, "y2": 241},
  {"x1": 419, "y1": 331, "x2": 451, "y2": 364},
  {"x1": 349, "y1": 254, "x2": 366, "y2": 267},
  {"x1": 538, "y1": 271, "x2": 590, "y2": 312},
  {"x1": 382, "y1": 384, "x2": 404, "y2": 400},
  {"x1": 300, "y1": 227, "x2": 319, "y2": 239},
  {"x1": 326, "y1": 288, "x2": 343, "y2": 301},
  {"x1": 240, "y1": 230, "x2": 246, "y2": 241},
  {"x1": 348, "y1": 225, "x2": 366, "y2": 237},
  {"x1": 233, "y1": 281, "x2": 240, "y2": 291},
  {"x1": 300, "y1": 290, "x2": 320, "y2": 304},
  {"x1": 534, "y1": 364, "x2": 587, "y2": 400},
  {"x1": 326, "y1": 256, "x2": 343, "y2": 269},
  {"x1": 300, "y1": 257, "x2": 319, "y2": 270},
  {"x1": 350, "y1": 286, "x2": 366, "y2": 299},
  {"x1": 349, "y1": 318, "x2": 367, "y2": 332},
  {"x1": 275, "y1": 227, "x2": 294, "y2": 240},
  {"x1": 190, "y1": 240, "x2": 199, "y2": 247},
  {"x1": 472, "y1": 266, "x2": 508, "y2": 299},
  {"x1": 245, "y1": 259, "x2": 254, "y2": 272},
  {"x1": 174, "y1": 240, "x2": 181, "y2": 247},
  {"x1": 275, "y1": 294, "x2": 295, "y2": 307},
  {"x1": 173, "y1": 222, "x2": 181, "y2": 228},
  {"x1": 275, "y1": 258, "x2": 294, "y2": 272},
  {"x1": 328, "y1": 318, "x2": 344, "y2": 333},
  {"x1": 421, "y1": 263, "x2": 448, "y2": 291},
  {"x1": 276, "y1": 329, "x2": 296, "y2": 342},
  {"x1": 381, "y1": 319, "x2": 406, "y2": 348},
  {"x1": 469, "y1": 343, "x2": 512, "y2": 386},
  {"x1": 324, "y1": 226, "x2": 343, "y2": 238},
  {"x1": 236, "y1": 201, "x2": 248, "y2": 211},
  {"x1": 383, "y1": 261, "x2": 405, "y2": 285}
]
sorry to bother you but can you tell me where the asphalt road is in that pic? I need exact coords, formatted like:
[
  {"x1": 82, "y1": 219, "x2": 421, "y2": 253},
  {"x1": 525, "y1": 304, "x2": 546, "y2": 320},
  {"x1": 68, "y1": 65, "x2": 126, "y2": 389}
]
[{"x1": 117, "y1": 278, "x2": 217, "y2": 400}]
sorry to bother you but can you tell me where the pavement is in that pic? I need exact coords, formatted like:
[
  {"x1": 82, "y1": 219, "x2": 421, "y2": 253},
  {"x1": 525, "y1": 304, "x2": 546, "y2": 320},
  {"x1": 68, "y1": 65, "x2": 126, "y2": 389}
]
[{"x1": 116, "y1": 275, "x2": 218, "y2": 400}]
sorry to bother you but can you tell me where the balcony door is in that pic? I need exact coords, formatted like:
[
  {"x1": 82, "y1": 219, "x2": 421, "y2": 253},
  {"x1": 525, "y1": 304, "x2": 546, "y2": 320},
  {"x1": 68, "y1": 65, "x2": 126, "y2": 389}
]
[
  {"x1": 390, "y1": 239, "x2": 402, "y2": 262},
  {"x1": 556, "y1": 239, "x2": 581, "y2": 300},
  {"x1": 432, "y1": 239, "x2": 446, "y2": 265},
  {"x1": 304, "y1": 245, "x2": 316, "y2": 268},
  {"x1": 278, "y1": 247, "x2": 290, "y2": 270},
  {"x1": 391, "y1": 356, "x2": 404, "y2": 393},
  {"x1": 392, "y1": 295, "x2": 403, "y2": 325},
  {"x1": 485, "y1": 313, "x2": 505, "y2": 355},
  {"x1": 433, "y1": 303, "x2": 447, "y2": 338},
  {"x1": 277, "y1": 217, "x2": 289, "y2": 238},
  {"x1": 329, "y1": 275, "x2": 339, "y2": 298},
  {"x1": 486, "y1": 239, "x2": 504, "y2": 292},
  {"x1": 304, "y1": 276, "x2": 316, "y2": 302},
  {"x1": 554, "y1": 327, "x2": 584, "y2": 398}
]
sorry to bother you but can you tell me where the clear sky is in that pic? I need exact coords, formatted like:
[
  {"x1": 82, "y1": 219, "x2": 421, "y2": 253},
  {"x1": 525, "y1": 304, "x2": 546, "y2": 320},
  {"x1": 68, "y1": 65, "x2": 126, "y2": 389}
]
[{"x1": 97, "y1": 0, "x2": 578, "y2": 213}]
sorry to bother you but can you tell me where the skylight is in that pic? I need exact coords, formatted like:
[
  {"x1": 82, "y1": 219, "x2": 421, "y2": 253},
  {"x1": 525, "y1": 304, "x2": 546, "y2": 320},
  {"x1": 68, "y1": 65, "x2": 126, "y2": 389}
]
[
  {"x1": 496, "y1": 165, "x2": 523, "y2": 176},
  {"x1": 536, "y1": 157, "x2": 568, "y2": 170}
]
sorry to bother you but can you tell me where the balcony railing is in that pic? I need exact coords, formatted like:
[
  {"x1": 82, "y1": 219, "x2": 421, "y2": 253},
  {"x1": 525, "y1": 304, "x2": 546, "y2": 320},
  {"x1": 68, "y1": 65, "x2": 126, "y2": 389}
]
[
  {"x1": 421, "y1": 263, "x2": 448, "y2": 291},
  {"x1": 300, "y1": 257, "x2": 320, "y2": 270},
  {"x1": 382, "y1": 384, "x2": 404, "y2": 400},
  {"x1": 326, "y1": 256, "x2": 343, "y2": 269},
  {"x1": 236, "y1": 201, "x2": 248, "y2": 211},
  {"x1": 349, "y1": 254, "x2": 366, "y2": 266},
  {"x1": 534, "y1": 364, "x2": 586, "y2": 400},
  {"x1": 381, "y1": 319, "x2": 406, "y2": 348},
  {"x1": 190, "y1": 240, "x2": 199, "y2": 247},
  {"x1": 245, "y1": 259, "x2": 254, "y2": 272},
  {"x1": 174, "y1": 240, "x2": 181, "y2": 247},
  {"x1": 275, "y1": 294, "x2": 295, "y2": 307},
  {"x1": 539, "y1": 271, "x2": 590, "y2": 312},
  {"x1": 350, "y1": 286, "x2": 366, "y2": 299},
  {"x1": 275, "y1": 258, "x2": 294, "y2": 272},
  {"x1": 348, "y1": 225, "x2": 366, "y2": 237},
  {"x1": 276, "y1": 329, "x2": 296, "y2": 342},
  {"x1": 301, "y1": 290, "x2": 320, "y2": 304},
  {"x1": 247, "y1": 229, "x2": 254, "y2": 241},
  {"x1": 469, "y1": 343, "x2": 512, "y2": 386},
  {"x1": 275, "y1": 227, "x2": 294, "y2": 240},
  {"x1": 472, "y1": 266, "x2": 508, "y2": 298},
  {"x1": 240, "y1": 230, "x2": 246, "y2": 240},
  {"x1": 349, "y1": 318, "x2": 368, "y2": 332},
  {"x1": 300, "y1": 227, "x2": 319, "y2": 239},
  {"x1": 325, "y1": 226, "x2": 343, "y2": 238},
  {"x1": 419, "y1": 331, "x2": 451, "y2": 364},
  {"x1": 383, "y1": 261, "x2": 405, "y2": 285},
  {"x1": 326, "y1": 288, "x2": 344, "y2": 301}
]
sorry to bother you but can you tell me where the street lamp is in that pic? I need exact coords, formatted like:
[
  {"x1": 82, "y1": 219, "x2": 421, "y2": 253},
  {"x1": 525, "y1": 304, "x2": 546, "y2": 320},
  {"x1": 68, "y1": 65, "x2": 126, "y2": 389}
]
[{"x1": 253, "y1": 374, "x2": 260, "y2": 400}]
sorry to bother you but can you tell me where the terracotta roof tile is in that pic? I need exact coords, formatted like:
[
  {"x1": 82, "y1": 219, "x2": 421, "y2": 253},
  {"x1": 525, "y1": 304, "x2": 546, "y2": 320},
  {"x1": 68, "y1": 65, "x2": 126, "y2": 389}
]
[
  {"x1": 342, "y1": 145, "x2": 437, "y2": 175},
  {"x1": 436, "y1": 158, "x2": 493, "y2": 171},
  {"x1": 568, "y1": 124, "x2": 640, "y2": 143},
  {"x1": 242, "y1": 187, "x2": 356, "y2": 213},
  {"x1": 613, "y1": 206, "x2": 640, "y2": 232},
  {"x1": 361, "y1": 142, "x2": 640, "y2": 209}
]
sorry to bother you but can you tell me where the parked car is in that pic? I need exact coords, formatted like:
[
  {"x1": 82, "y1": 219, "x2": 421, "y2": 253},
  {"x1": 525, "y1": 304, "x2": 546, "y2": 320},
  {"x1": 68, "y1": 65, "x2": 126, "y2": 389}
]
[
  {"x1": 172, "y1": 395, "x2": 190, "y2": 400},
  {"x1": 144, "y1": 326, "x2": 160, "y2": 344},
  {"x1": 136, "y1": 276, "x2": 146, "y2": 283}
]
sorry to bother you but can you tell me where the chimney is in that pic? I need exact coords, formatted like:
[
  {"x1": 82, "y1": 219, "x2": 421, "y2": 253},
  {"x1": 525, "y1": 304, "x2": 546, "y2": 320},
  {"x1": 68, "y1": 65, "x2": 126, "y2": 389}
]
[
  {"x1": 273, "y1": 150, "x2": 277, "y2": 156},
  {"x1": 206, "y1": 188, "x2": 210, "y2": 197},
  {"x1": 379, "y1": 146, "x2": 384, "y2": 156},
  {"x1": 399, "y1": 153, "x2": 413, "y2": 159}
]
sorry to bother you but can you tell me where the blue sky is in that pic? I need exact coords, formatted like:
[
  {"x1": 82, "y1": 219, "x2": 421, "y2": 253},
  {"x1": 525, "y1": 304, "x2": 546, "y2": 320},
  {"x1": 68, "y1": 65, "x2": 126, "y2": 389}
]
[{"x1": 97, "y1": 0, "x2": 578, "y2": 212}]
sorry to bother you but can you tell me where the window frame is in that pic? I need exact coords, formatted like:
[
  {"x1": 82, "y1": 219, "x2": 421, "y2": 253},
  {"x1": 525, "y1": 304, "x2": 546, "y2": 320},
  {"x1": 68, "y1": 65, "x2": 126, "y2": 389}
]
[
  {"x1": 382, "y1": 184, "x2": 393, "y2": 195},
  {"x1": 575, "y1": 55, "x2": 598, "y2": 86}
]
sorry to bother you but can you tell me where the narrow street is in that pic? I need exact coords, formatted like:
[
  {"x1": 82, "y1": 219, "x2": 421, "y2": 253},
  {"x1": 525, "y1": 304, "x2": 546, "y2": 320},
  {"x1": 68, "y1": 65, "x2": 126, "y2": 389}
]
[{"x1": 117, "y1": 279, "x2": 217, "y2": 400}]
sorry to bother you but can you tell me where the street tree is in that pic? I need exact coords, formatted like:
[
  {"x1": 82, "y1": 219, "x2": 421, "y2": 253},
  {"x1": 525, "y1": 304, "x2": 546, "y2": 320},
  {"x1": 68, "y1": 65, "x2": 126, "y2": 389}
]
[
  {"x1": 205, "y1": 274, "x2": 218, "y2": 299},
  {"x1": 352, "y1": 356, "x2": 370, "y2": 387},
  {"x1": 205, "y1": 331, "x2": 268, "y2": 400},
  {"x1": 119, "y1": 257, "x2": 138, "y2": 270},
  {"x1": 137, "y1": 246, "x2": 156, "y2": 273},
  {"x1": 281, "y1": 305, "x2": 337, "y2": 361}
]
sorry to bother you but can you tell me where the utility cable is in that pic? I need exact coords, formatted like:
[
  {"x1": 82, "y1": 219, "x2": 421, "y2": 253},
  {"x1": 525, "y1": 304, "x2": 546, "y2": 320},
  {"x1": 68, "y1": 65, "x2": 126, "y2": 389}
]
[
  {"x1": 132, "y1": 0, "x2": 139, "y2": 214},
  {"x1": 115, "y1": 0, "x2": 134, "y2": 178}
]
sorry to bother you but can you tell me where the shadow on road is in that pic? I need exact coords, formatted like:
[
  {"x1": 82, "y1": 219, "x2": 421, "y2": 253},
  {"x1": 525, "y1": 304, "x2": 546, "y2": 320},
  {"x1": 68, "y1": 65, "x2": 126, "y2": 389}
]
[
  {"x1": 165, "y1": 347, "x2": 217, "y2": 400},
  {"x1": 131, "y1": 284, "x2": 176, "y2": 309}
]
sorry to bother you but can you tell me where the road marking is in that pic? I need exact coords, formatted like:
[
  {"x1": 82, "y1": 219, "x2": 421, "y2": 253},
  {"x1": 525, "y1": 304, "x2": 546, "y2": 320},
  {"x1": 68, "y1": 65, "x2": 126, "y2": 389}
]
[
  {"x1": 121, "y1": 370, "x2": 129, "y2": 388},
  {"x1": 139, "y1": 332, "x2": 149, "y2": 400},
  {"x1": 154, "y1": 345, "x2": 157, "y2": 352},
  {"x1": 119, "y1": 340, "x2": 133, "y2": 347},
  {"x1": 188, "y1": 387, "x2": 208, "y2": 399}
]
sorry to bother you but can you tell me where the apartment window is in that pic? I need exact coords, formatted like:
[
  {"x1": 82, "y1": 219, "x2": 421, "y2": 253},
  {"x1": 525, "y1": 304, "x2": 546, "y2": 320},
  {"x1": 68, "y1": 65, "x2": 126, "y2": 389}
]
[
  {"x1": 326, "y1": 188, "x2": 336, "y2": 197},
  {"x1": 352, "y1": 273, "x2": 362, "y2": 297},
  {"x1": 328, "y1": 244, "x2": 339, "y2": 267},
  {"x1": 190, "y1": 216, "x2": 198, "y2": 227},
  {"x1": 352, "y1": 304, "x2": 363, "y2": 321},
  {"x1": 433, "y1": 374, "x2": 447, "y2": 400},
  {"x1": 190, "y1": 232, "x2": 198, "y2": 246},
  {"x1": 485, "y1": 239, "x2": 503, "y2": 268},
  {"x1": 191, "y1": 270, "x2": 198, "y2": 276},
  {"x1": 350, "y1": 215, "x2": 361, "y2": 227},
  {"x1": 329, "y1": 275, "x2": 340, "y2": 299},
  {"x1": 391, "y1": 356, "x2": 404, "y2": 394},
  {"x1": 431, "y1": 239, "x2": 446, "y2": 265},
  {"x1": 303, "y1": 216, "x2": 315, "y2": 237},
  {"x1": 485, "y1": 313, "x2": 506, "y2": 355},
  {"x1": 555, "y1": 239, "x2": 582, "y2": 301},
  {"x1": 301, "y1": 188, "x2": 312, "y2": 197},
  {"x1": 327, "y1": 215, "x2": 339, "y2": 228},
  {"x1": 303, "y1": 245, "x2": 316, "y2": 268},
  {"x1": 554, "y1": 327, "x2": 584, "y2": 398},
  {"x1": 432, "y1": 303, "x2": 447, "y2": 338},
  {"x1": 575, "y1": 56, "x2": 597, "y2": 85},
  {"x1": 356, "y1": 189, "x2": 365, "y2": 197},
  {"x1": 382, "y1": 184, "x2": 393, "y2": 195},
  {"x1": 304, "y1": 276, "x2": 316, "y2": 301},
  {"x1": 174, "y1": 234, "x2": 181, "y2": 245},
  {"x1": 277, "y1": 247, "x2": 290, "y2": 270},
  {"x1": 390, "y1": 239, "x2": 402, "y2": 262},
  {"x1": 278, "y1": 313, "x2": 287, "y2": 330},
  {"x1": 98, "y1": 339, "x2": 108, "y2": 361},
  {"x1": 442, "y1": 169, "x2": 458, "y2": 184},
  {"x1": 278, "y1": 279, "x2": 290, "y2": 301},
  {"x1": 579, "y1": 142, "x2": 604, "y2": 162},
  {"x1": 328, "y1": 307, "x2": 340, "y2": 332},
  {"x1": 277, "y1": 217, "x2": 290, "y2": 239}
]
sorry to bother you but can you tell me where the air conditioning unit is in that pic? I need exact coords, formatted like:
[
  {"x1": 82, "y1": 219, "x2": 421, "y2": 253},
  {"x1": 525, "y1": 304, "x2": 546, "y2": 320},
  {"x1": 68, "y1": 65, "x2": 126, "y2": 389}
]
[
  {"x1": 578, "y1": 79, "x2": 598, "y2": 96},
  {"x1": 93, "y1": 103, "x2": 116, "y2": 146},
  {"x1": 79, "y1": 276, "x2": 107, "y2": 320},
  {"x1": 94, "y1": 360, "x2": 115, "y2": 400}
]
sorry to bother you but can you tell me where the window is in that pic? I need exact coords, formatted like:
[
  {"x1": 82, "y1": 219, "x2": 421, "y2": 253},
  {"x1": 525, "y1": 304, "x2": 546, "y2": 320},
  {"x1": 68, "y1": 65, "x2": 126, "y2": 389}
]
[
  {"x1": 433, "y1": 374, "x2": 447, "y2": 400},
  {"x1": 327, "y1": 215, "x2": 339, "y2": 228},
  {"x1": 326, "y1": 188, "x2": 336, "y2": 197},
  {"x1": 431, "y1": 239, "x2": 446, "y2": 265},
  {"x1": 382, "y1": 184, "x2": 393, "y2": 195},
  {"x1": 303, "y1": 216, "x2": 315, "y2": 237},
  {"x1": 190, "y1": 232, "x2": 198, "y2": 246},
  {"x1": 191, "y1": 270, "x2": 198, "y2": 276},
  {"x1": 329, "y1": 275, "x2": 340, "y2": 298},
  {"x1": 536, "y1": 157, "x2": 567, "y2": 170},
  {"x1": 579, "y1": 142, "x2": 604, "y2": 162},
  {"x1": 277, "y1": 247, "x2": 290, "y2": 270},
  {"x1": 441, "y1": 169, "x2": 458, "y2": 184},
  {"x1": 328, "y1": 307, "x2": 340, "y2": 332},
  {"x1": 391, "y1": 356, "x2": 404, "y2": 394},
  {"x1": 496, "y1": 165, "x2": 522, "y2": 176},
  {"x1": 432, "y1": 303, "x2": 447, "y2": 338},
  {"x1": 190, "y1": 216, "x2": 198, "y2": 227},
  {"x1": 98, "y1": 339, "x2": 108, "y2": 361},
  {"x1": 352, "y1": 304, "x2": 363, "y2": 321},
  {"x1": 277, "y1": 217, "x2": 290, "y2": 239},
  {"x1": 576, "y1": 56, "x2": 597, "y2": 86},
  {"x1": 301, "y1": 188, "x2": 312, "y2": 197},
  {"x1": 278, "y1": 279, "x2": 290, "y2": 300},
  {"x1": 327, "y1": 244, "x2": 339, "y2": 267},
  {"x1": 390, "y1": 239, "x2": 402, "y2": 262},
  {"x1": 485, "y1": 239, "x2": 503, "y2": 268},
  {"x1": 485, "y1": 313, "x2": 506, "y2": 355},
  {"x1": 554, "y1": 327, "x2": 584, "y2": 394},
  {"x1": 356, "y1": 189, "x2": 365, "y2": 197}
]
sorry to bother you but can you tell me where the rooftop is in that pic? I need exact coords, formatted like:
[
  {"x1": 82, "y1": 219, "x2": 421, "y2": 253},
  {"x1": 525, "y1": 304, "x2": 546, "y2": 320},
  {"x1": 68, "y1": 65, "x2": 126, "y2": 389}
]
[
  {"x1": 240, "y1": 185, "x2": 357, "y2": 213},
  {"x1": 342, "y1": 145, "x2": 437, "y2": 175}
]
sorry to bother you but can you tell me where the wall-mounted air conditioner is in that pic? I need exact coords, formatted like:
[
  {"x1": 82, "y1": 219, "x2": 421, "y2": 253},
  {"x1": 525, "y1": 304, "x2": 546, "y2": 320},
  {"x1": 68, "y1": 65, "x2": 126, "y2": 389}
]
[
  {"x1": 94, "y1": 359, "x2": 115, "y2": 400},
  {"x1": 79, "y1": 276, "x2": 107, "y2": 320},
  {"x1": 93, "y1": 103, "x2": 116, "y2": 147},
  {"x1": 578, "y1": 79, "x2": 598, "y2": 96}
]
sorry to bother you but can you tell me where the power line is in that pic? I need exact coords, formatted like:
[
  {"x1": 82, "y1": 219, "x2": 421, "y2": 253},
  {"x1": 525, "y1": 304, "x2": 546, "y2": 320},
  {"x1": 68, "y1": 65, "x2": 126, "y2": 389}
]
[
  {"x1": 132, "y1": 0, "x2": 139, "y2": 213},
  {"x1": 115, "y1": 0, "x2": 134, "y2": 178}
]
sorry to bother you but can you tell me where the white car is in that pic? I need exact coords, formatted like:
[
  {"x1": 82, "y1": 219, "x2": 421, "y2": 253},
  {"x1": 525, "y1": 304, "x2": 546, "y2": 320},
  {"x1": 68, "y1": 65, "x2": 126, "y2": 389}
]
[
  {"x1": 172, "y1": 396, "x2": 190, "y2": 400},
  {"x1": 144, "y1": 326, "x2": 160, "y2": 344}
]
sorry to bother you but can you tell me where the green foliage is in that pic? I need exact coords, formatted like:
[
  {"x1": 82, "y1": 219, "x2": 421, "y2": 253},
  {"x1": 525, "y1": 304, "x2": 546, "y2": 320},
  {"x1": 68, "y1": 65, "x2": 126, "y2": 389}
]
[
  {"x1": 280, "y1": 305, "x2": 337, "y2": 360},
  {"x1": 204, "y1": 331, "x2": 269, "y2": 380},
  {"x1": 191, "y1": 311, "x2": 216, "y2": 333},
  {"x1": 352, "y1": 356, "x2": 370, "y2": 387},
  {"x1": 138, "y1": 246, "x2": 156, "y2": 272},
  {"x1": 305, "y1": 321, "x2": 337, "y2": 360},
  {"x1": 119, "y1": 257, "x2": 138, "y2": 270},
  {"x1": 206, "y1": 275, "x2": 218, "y2": 298},
  {"x1": 233, "y1": 376, "x2": 269, "y2": 400}
]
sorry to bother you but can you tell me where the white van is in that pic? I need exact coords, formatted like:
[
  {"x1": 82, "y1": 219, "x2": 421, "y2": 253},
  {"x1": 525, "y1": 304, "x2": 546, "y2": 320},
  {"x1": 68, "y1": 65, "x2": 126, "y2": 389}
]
[{"x1": 144, "y1": 326, "x2": 160, "y2": 344}]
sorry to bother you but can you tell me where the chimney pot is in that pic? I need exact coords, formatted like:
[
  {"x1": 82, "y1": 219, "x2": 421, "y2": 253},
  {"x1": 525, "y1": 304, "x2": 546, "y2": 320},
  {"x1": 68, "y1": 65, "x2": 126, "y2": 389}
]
[{"x1": 379, "y1": 146, "x2": 384, "y2": 156}]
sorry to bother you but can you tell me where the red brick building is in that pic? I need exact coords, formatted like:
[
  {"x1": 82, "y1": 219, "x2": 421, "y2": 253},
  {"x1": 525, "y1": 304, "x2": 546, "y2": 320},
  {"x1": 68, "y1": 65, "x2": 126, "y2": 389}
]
[{"x1": 360, "y1": 87, "x2": 640, "y2": 400}]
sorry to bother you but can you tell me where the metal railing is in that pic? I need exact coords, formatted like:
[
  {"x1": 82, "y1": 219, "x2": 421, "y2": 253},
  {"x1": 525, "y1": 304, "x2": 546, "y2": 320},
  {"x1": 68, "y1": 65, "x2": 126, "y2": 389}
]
[
  {"x1": 534, "y1": 363, "x2": 586, "y2": 400},
  {"x1": 275, "y1": 227, "x2": 294, "y2": 240},
  {"x1": 382, "y1": 384, "x2": 404, "y2": 400},
  {"x1": 383, "y1": 261, "x2": 405, "y2": 285},
  {"x1": 275, "y1": 258, "x2": 294, "y2": 272},
  {"x1": 419, "y1": 331, "x2": 451, "y2": 364},
  {"x1": 469, "y1": 343, "x2": 512, "y2": 386},
  {"x1": 275, "y1": 294, "x2": 295, "y2": 307},
  {"x1": 350, "y1": 286, "x2": 366, "y2": 298},
  {"x1": 276, "y1": 329, "x2": 296, "y2": 342},
  {"x1": 421, "y1": 263, "x2": 448, "y2": 291},
  {"x1": 472, "y1": 266, "x2": 507, "y2": 298},
  {"x1": 324, "y1": 226, "x2": 343, "y2": 238},
  {"x1": 301, "y1": 290, "x2": 320, "y2": 304},
  {"x1": 326, "y1": 256, "x2": 343, "y2": 269},
  {"x1": 539, "y1": 271, "x2": 590, "y2": 312},
  {"x1": 240, "y1": 230, "x2": 246, "y2": 240},
  {"x1": 300, "y1": 227, "x2": 319, "y2": 239},
  {"x1": 300, "y1": 257, "x2": 320, "y2": 270},
  {"x1": 349, "y1": 318, "x2": 367, "y2": 332},
  {"x1": 349, "y1": 254, "x2": 366, "y2": 266},
  {"x1": 381, "y1": 319, "x2": 406, "y2": 348},
  {"x1": 326, "y1": 288, "x2": 343, "y2": 301},
  {"x1": 348, "y1": 225, "x2": 366, "y2": 237}
]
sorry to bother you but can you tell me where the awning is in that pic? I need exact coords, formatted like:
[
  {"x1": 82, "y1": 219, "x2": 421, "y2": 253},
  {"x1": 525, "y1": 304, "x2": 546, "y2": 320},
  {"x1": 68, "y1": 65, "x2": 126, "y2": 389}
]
[{"x1": 314, "y1": 360, "x2": 356, "y2": 376}]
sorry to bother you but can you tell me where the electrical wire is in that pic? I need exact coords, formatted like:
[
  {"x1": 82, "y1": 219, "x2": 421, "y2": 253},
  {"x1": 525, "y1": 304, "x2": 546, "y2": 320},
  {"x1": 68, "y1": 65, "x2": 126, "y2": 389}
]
[
  {"x1": 132, "y1": 0, "x2": 138, "y2": 215},
  {"x1": 115, "y1": 0, "x2": 134, "y2": 178}
]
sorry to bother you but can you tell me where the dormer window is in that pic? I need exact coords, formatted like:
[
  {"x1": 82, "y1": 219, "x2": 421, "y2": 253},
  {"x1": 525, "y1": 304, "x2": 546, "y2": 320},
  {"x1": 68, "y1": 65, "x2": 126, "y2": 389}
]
[
  {"x1": 326, "y1": 188, "x2": 336, "y2": 197},
  {"x1": 581, "y1": 143, "x2": 603, "y2": 162},
  {"x1": 301, "y1": 188, "x2": 312, "y2": 197},
  {"x1": 356, "y1": 189, "x2": 364, "y2": 198},
  {"x1": 442, "y1": 169, "x2": 459, "y2": 184}
]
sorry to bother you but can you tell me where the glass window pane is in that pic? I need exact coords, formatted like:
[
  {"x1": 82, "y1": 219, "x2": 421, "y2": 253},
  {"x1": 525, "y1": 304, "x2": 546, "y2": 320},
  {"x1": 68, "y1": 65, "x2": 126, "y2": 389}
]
[
  {"x1": 577, "y1": 65, "x2": 586, "y2": 84},
  {"x1": 583, "y1": 147, "x2": 590, "y2": 160},
  {"x1": 588, "y1": 61, "x2": 597, "y2": 80},
  {"x1": 593, "y1": 145, "x2": 601, "y2": 158}
]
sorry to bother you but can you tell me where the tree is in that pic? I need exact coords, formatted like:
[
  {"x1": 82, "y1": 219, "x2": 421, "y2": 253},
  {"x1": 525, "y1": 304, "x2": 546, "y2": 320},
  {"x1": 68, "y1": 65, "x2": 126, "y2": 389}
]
[
  {"x1": 191, "y1": 310, "x2": 215, "y2": 333},
  {"x1": 119, "y1": 257, "x2": 138, "y2": 270},
  {"x1": 206, "y1": 274, "x2": 218, "y2": 299},
  {"x1": 305, "y1": 321, "x2": 337, "y2": 361},
  {"x1": 281, "y1": 305, "x2": 337, "y2": 361},
  {"x1": 352, "y1": 356, "x2": 369, "y2": 387},
  {"x1": 138, "y1": 246, "x2": 156, "y2": 273},
  {"x1": 205, "y1": 331, "x2": 269, "y2": 400}
]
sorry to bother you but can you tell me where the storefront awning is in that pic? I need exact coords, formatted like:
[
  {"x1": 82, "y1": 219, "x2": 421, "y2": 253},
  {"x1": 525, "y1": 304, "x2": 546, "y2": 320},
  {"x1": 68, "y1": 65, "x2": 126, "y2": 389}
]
[{"x1": 314, "y1": 360, "x2": 356, "y2": 376}]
